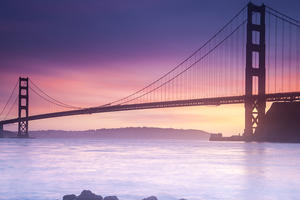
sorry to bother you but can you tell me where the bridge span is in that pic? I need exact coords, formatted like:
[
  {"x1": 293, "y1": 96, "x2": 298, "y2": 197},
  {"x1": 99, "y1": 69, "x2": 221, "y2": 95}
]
[
  {"x1": 1, "y1": 2, "x2": 300, "y2": 138},
  {"x1": 1, "y1": 92, "x2": 300, "y2": 125}
]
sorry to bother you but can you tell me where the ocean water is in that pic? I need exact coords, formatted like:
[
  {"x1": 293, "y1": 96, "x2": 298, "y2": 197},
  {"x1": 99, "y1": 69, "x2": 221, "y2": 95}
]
[{"x1": 0, "y1": 138, "x2": 300, "y2": 200}]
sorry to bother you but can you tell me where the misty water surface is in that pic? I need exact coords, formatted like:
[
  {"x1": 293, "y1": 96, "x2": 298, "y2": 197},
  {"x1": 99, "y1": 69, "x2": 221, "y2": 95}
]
[{"x1": 0, "y1": 138, "x2": 300, "y2": 200}]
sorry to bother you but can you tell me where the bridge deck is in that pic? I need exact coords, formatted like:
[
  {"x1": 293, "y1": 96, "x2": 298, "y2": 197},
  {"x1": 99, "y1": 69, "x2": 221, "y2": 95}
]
[{"x1": 1, "y1": 92, "x2": 300, "y2": 125}]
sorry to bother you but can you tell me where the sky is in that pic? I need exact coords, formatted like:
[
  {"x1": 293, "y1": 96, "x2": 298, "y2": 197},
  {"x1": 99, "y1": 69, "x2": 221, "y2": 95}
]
[{"x1": 0, "y1": 0, "x2": 300, "y2": 135}]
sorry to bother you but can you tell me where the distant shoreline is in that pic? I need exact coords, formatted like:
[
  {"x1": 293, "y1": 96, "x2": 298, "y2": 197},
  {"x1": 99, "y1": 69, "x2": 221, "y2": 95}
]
[{"x1": 1, "y1": 127, "x2": 211, "y2": 140}]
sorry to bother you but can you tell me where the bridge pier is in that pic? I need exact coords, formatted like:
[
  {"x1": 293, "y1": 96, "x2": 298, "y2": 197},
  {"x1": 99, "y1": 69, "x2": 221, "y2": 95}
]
[
  {"x1": 18, "y1": 77, "x2": 29, "y2": 138},
  {"x1": 244, "y1": 3, "x2": 266, "y2": 138},
  {"x1": 0, "y1": 123, "x2": 3, "y2": 138}
]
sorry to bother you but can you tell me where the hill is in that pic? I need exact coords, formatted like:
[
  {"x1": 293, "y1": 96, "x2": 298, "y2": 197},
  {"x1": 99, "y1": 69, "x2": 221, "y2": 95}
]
[{"x1": 1, "y1": 127, "x2": 210, "y2": 140}]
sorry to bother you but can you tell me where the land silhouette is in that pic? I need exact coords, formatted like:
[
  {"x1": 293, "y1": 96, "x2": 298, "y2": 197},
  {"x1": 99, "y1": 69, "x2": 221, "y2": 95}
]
[
  {"x1": 0, "y1": 127, "x2": 210, "y2": 140},
  {"x1": 255, "y1": 102, "x2": 300, "y2": 142},
  {"x1": 210, "y1": 102, "x2": 300, "y2": 143}
]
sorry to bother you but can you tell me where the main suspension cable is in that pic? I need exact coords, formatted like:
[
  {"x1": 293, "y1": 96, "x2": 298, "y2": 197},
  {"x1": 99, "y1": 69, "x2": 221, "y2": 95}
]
[
  {"x1": 4, "y1": 96, "x2": 18, "y2": 120},
  {"x1": 0, "y1": 81, "x2": 18, "y2": 118},
  {"x1": 107, "y1": 5, "x2": 248, "y2": 105},
  {"x1": 29, "y1": 79, "x2": 82, "y2": 109},
  {"x1": 120, "y1": 20, "x2": 247, "y2": 105}
]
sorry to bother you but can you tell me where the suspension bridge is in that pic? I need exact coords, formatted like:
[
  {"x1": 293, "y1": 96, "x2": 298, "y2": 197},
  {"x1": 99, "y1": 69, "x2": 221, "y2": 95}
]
[{"x1": 0, "y1": 3, "x2": 300, "y2": 138}]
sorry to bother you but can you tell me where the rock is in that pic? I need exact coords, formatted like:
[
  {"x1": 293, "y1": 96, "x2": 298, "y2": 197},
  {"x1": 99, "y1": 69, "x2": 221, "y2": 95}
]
[
  {"x1": 76, "y1": 190, "x2": 103, "y2": 200},
  {"x1": 142, "y1": 196, "x2": 158, "y2": 200},
  {"x1": 63, "y1": 194, "x2": 77, "y2": 200},
  {"x1": 255, "y1": 102, "x2": 300, "y2": 142},
  {"x1": 103, "y1": 196, "x2": 119, "y2": 200}
]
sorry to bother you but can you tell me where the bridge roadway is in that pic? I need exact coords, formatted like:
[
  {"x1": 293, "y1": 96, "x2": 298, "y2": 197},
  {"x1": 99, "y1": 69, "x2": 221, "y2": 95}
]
[{"x1": 1, "y1": 92, "x2": 300, "y2": 125}]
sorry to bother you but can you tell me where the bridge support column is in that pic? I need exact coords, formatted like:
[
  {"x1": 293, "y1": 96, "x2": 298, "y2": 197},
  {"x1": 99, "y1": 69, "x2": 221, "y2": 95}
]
[
  {"x1": 0, "y1": 123, "x2": 3, "y2": 138},
  {"x1": 18, "y1": 77, "x2": 29, "y2": 138},
  {"x1": 244, "y1": 3, "x2": 266, "y2": 138}
]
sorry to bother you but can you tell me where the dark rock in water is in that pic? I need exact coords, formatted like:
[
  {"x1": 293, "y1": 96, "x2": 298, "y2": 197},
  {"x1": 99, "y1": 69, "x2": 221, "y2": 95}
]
[
  {"x1": 103, "y1": 196, "x2": 119, "y2": 200},
  {"x1": 61, "y1": 192, "x2": 188, "y2": 200},
  {"x1": 63, "y1": 190, "x2": 103, "y2": 200},
  {"x1": 77, "y1": 190, "x2": 103, "y2": 200},
  {"x1": 63, "y1": 194, "x2": 77, "y2": 200},
  {"x1": 142, "y1": 196, "x2": 158, "y2": 200},
  {"x1": 255, "y1": 102, "x2": 300, "y2": 142}
]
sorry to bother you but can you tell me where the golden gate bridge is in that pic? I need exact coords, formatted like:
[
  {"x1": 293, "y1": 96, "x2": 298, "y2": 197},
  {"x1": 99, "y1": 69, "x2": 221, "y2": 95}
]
[{"x1": 1, "y1": 3, "x2": 300, "y2": 138}]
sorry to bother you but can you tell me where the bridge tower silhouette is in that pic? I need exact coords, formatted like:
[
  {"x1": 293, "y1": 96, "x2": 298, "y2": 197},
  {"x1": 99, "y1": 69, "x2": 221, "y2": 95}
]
[
  {"x1": 244, "y1": 3, "x2": 266, "y2": 137},
  {"x1": 17, "y1": 77, "x2": 29, "y2": 137}
]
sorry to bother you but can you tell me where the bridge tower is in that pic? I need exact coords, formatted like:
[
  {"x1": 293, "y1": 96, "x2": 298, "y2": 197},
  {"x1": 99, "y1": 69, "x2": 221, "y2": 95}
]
[
  {"x1": 18, "y1": 77, "x2": 29, "y2": 138},
  {"x1": 244, "y1": 3, "x2": 266, "y2": 138}
]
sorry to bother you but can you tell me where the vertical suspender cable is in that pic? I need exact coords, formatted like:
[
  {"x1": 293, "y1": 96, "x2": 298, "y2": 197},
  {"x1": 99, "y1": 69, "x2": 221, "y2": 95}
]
[
  {"x1": 267, "y1": 12, "x2": 271, "y2": 93},
  {"x1": 275, "y1": 17, "x2": 278, "y2": 93},
  {"x1": 281, "y1": 20, "x2": 285, "y2": 92},
  {"x1": 288, "y1": 22, "x2": 292, "y2": 91},
  {"x1": 297, "y1": 28, "x2": 300, "y2": 91}
]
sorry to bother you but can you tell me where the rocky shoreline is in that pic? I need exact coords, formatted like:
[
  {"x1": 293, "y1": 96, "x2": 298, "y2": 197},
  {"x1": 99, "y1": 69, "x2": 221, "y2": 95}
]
[{"x1": 63, "y1": 190, "x2": 186, "y2": 200}]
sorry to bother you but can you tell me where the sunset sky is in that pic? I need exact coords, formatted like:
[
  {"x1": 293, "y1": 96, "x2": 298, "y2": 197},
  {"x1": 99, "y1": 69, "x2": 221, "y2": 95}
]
[{"x1": 1, "y1": 0, "x2": 300, "y2": 135}]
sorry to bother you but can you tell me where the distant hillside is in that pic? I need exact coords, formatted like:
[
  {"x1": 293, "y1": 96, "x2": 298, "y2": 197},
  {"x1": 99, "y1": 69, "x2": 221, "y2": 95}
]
[{"x1": 1, "y1": 127, "x2": 211, "y2": 140}]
